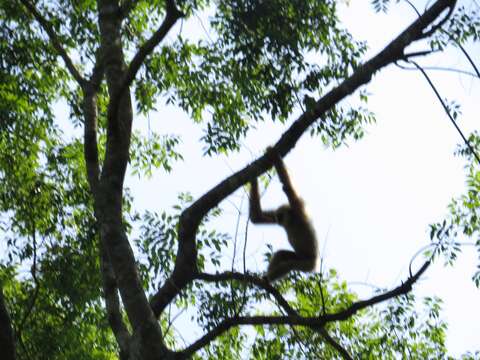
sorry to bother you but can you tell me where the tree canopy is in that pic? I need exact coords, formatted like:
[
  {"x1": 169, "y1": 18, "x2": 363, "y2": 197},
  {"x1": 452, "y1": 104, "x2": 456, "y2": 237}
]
[{"x1": 0, "y1": 0, "x2": 479, "y2": 359}]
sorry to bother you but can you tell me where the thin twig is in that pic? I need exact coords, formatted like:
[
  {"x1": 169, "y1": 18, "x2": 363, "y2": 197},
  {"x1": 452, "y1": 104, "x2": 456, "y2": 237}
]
[
  {"x1": 396, "y1": 63, "x2": 479, "y2": 78},
  {"x1": 410, "y1": 60, "x2": 480, "y2": 164}
]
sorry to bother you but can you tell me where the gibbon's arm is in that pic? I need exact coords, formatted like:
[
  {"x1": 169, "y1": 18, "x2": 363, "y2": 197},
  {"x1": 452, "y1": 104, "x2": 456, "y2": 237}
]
[
  {"x1": 270, "y1": 152, "x2": 303, "y2": 210},
  {"x1": 249, "y1": 178, "x2": 277, "y2": 224}
]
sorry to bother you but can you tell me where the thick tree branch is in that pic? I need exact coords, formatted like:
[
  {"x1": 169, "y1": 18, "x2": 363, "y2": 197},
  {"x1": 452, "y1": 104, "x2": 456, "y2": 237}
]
[
  {"x1": 18, "y1": 0, "x2": 86, "y2": 86},
  {"x1": 100, "y1": 243, "x2": 131, "y2": 357},
  {"x1": 150, "y1": 0, "x2": 457, "y2": 318},
  {"x1": 180, "y1": 261, "x2": 430, "y2": 356}
]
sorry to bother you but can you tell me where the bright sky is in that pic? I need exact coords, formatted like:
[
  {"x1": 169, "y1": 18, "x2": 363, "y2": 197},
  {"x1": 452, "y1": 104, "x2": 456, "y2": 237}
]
[{"x1": 125, "y1": 0, "x2": 480, "y2": 355}]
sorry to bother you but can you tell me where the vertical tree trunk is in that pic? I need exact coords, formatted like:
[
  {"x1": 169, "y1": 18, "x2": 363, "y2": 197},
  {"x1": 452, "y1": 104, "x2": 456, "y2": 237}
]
[{"x1": 0, "y1": 287, "x2": 16, "y2": 360}]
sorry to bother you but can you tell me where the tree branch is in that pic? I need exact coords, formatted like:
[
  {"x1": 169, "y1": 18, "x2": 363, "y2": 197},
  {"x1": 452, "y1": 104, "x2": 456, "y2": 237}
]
[
  {"x1": 421, "y1": 4, "x2": 455, "y2": 38},
  {"x1": 100, "y1": 242, "x2": 131, "y2": 357},
  {"x1": 443, "y1": 30, "x2": 480, "y2": 78},
  {"x1": 195, "y1": 272, "x2": 353, "y2": 359},
  {"x1": 122, "y1": 0, "x2": 183, "y2": 91},
  {"x1": 108, "y1": 0, "x2": 183, "y2": 124},
  {"x1": 95, "y1": 1, "x2": 167, "y2": 356},
  {"x1": 179, "y1": 260, "x2": 430, "y2": 356},
  {"x1": 149, "y1": 0, "x2": 457, "y2": 318},
  {"x1": 82, "y1": 51, "x2": 105, "y2": 193},
  {"x1": 18, "y1": 0, "x2": 86, "y2": 86}
]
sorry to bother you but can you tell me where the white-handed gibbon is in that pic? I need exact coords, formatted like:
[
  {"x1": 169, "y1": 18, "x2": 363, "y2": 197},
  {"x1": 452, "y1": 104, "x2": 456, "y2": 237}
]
[{"x1": 249, "y1": 149, "x2": 319, "y2": 281}]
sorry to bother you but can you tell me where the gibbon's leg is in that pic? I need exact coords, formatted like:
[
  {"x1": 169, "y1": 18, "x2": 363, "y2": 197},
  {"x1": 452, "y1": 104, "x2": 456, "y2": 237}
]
[
  {"x1": 249, "y1": 178, "x2": 277, "y2": 224},
  {"x1": 267, "y1": 250, "x2": 317, "y2": 281},
  {"x1": 267, "y1": 250, "x2": 298, "y2": 281}
]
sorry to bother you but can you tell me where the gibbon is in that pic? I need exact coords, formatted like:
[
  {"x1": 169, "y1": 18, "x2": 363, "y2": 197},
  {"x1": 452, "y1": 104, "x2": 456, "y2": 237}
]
[{"x1": 249, "y1": 149, "x2": 319, "y2": 281}]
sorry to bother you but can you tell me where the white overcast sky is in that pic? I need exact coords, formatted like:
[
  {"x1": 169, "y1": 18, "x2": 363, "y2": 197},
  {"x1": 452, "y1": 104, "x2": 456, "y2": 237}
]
[{"x1": 123, "y1": 0, "x2": 480, "y2": 355}]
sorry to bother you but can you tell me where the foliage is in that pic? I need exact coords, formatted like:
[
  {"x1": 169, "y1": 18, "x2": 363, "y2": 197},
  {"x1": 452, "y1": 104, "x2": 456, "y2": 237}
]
[
  {"x1": 0, "y1": 0, "x2": 478, "y2": 359},
  {"x1": 429, "y1": 131, "x2": 480, "y2": 287}
]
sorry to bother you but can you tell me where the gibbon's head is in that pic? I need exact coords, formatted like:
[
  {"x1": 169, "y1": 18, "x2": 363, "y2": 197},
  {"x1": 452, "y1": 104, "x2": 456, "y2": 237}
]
[{"x1": 274, "y1": 205, "x2": 293, "y2": 226}]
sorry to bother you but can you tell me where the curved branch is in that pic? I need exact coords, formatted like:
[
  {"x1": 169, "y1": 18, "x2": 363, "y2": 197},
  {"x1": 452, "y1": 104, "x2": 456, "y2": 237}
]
[
  {"x1": 18, "y1": 0, "x2": 86, "y2": 86},
  {"x1": 180, "y1": 261, "x2": 430, "y2": 356},
  {"x1": 396, "y1": 63, "x2": 479, "y2": 78},
  {"x1": 150, "y1": 0, "x2": 457, "y2": 318}
]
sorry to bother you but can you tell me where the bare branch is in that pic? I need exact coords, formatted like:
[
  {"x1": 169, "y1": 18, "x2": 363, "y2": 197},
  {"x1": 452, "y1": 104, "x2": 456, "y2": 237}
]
[
  {"x1": 18, "y1": 0, "x2": 86, "y2": 86},
  {"x1": 443, "y1": 30, "x2": 480, "y2": 78},
  {"x1": 396, "y1": 63, "x2": 479, "y2": 78},
  {"x1": 180, "y1": 261, "x2": 430, "y2": 356},
  {"x1": 150, "y1": 0, "x2": 457, "y2": 318},
  {"x1": 410, "y1": 61, "x2": 480, "y2": 164}
]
